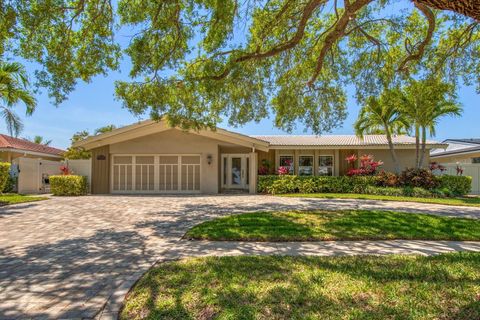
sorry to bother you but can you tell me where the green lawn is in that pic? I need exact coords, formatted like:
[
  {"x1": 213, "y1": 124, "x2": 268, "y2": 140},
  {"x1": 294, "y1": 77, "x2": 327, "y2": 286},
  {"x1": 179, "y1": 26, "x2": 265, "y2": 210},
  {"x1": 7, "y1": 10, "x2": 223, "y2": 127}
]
[
  {"x1": 280, "y1": 193, "x2": 480, "y2": 207},
  {"x1": 0, "y1": 194, "x2": 48, "y2": 206},
  {"x1": 185, "y1": 210, "x2": 480, "y2": 241},
  {"x1": 121, "y1": 253, "x2": 480, "y2": 320}
]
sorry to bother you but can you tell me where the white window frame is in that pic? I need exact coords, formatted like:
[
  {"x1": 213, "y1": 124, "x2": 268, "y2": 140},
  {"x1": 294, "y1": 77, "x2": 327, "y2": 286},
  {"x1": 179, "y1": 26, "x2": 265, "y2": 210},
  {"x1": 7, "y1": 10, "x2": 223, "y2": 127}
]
[
  {"x1": 298, "y1": 155, "x2": 314, "y2": 176},
  {"x1": 111, "y1": 154, "x2": 201, "y2": 194},
  {"x1": 279, "y1": 155, "x2": 294, "y2": 174},
  {"x1": 318, "y1": 155, "x2": 334, "y2": 176},
  {"x1": 221, "y1": 153, "x2": 250, "y2": 190}
]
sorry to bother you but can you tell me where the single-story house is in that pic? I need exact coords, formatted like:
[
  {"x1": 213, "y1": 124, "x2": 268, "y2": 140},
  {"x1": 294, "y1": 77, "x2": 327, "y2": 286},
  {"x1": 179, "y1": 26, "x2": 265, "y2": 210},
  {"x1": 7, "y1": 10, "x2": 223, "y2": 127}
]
[
  {"x1": 73, "y1": 119, "x2": 446, "y2": 194},
  {"x1": 430, "y1": 139, "x2": 480, "y2": 164},
  {"x1": 0, "y1": 134, "x2": 64, "y2": 162}
]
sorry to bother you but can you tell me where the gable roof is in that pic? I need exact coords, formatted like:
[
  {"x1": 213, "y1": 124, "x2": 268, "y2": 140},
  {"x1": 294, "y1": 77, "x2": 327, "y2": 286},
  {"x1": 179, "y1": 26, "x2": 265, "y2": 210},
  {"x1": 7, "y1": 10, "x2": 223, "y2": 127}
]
[
  {"x1": 252, "y1": 135, "x2": 446, "y2": 149},
  {"x1": 73, "y1": 120, "x2": 270, "y2": 152},
  {"x1": 0, "y1": 134, "x2": 64, "y2": 157}
]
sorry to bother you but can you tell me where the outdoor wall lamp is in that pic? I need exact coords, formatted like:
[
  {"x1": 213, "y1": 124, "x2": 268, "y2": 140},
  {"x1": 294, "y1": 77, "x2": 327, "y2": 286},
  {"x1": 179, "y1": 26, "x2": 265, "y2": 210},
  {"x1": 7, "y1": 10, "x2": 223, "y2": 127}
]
[{"x1": 207, "y1": 154, "x2": 213, "y2": 165}]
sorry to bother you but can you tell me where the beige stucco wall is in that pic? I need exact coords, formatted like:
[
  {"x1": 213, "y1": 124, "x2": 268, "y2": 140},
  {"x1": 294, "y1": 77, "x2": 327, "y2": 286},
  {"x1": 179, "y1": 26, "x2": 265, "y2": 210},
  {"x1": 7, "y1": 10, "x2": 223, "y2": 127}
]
[
  {"x1": 110, "y1": 129, "x2": 222, "y2": 193},
  {"x1": 358, "y1": 149, "x2": 430, "y2": 172},
  {"x1": 431, "y1": 151, "x2": 480, "y2": 164}
]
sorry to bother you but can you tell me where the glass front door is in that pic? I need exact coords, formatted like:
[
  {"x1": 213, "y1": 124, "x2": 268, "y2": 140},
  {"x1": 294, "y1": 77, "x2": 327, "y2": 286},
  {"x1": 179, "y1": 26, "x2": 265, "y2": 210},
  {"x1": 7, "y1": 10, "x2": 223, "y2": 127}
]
[{"x1": 222, "y1": 154, "x2": 249, "y2": 190}]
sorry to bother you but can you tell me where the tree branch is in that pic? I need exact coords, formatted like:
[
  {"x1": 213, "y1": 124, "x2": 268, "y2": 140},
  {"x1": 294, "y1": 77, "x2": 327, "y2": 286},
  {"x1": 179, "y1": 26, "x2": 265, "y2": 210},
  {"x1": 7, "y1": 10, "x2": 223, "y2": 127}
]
[
  {"x1": 198, "y1": 0, "x2": 327, "y2": 81},
  {"x1": 306, "y1": 0, "x2": 372, "y2": 86},
  {"x1": 397, "y1": 1, "x2": 435, "y2": 72},
  {"x1": 416, "y1": 0, "x2": 480, "y2": 22}
]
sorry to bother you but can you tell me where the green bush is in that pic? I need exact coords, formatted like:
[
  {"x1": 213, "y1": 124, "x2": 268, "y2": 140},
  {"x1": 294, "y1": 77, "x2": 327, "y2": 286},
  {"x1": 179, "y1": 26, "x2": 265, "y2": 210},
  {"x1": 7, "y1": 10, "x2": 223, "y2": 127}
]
[
  {"x1": 259, "y1": 175, "x2": 379, "y2": 195},
  {"x1": 399, "y1": 168, "x2": 439, "y2": 189},
  {"x1": 3, "y1": 176, "x2": 16, "y2": 193},
  {"x1": 437, "y1": 175, "x2": 472, "y2": 196},
  {"x1": 266, "y1": 176, "x2": 299, "y2": 195},
  {"x1": 0, "y1": 162, "x2": 11, "y2": 193},
  {"x1": 50, "y1": 175, "x2": 88, "y2": 196},
  {"x1": 257, "y1": 173, "x2": 470, "y2": 197}
]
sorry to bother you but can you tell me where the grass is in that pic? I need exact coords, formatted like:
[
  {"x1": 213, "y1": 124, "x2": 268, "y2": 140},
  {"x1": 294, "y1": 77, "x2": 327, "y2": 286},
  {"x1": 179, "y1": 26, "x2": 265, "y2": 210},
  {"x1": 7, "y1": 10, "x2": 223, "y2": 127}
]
[
  {"x1": 121, "y1": 253, "x2": 480, "y2": 320},
  {"x1": 0, "y1": 193, "x2": 48, "y2": 206},
  {"x1": 280, "y1": 193, "x2": 480, "y2": 207},
  {"x1": 184, "y1": 210, "x2": 480, "y2": 241}
]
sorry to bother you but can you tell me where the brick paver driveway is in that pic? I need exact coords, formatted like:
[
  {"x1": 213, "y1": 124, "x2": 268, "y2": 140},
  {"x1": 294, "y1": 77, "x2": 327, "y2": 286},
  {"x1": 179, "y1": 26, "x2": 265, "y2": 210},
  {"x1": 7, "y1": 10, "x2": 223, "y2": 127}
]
[{"x1": 1, "y1": 195, "x2": 480, "y2": 319}]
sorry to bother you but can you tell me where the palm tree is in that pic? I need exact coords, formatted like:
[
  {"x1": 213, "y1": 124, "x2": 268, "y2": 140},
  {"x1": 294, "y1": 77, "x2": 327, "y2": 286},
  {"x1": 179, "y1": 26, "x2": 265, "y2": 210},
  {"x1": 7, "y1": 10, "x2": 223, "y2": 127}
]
[
  {"x1": 400, "y1": 78, "x2": 462, "y2": 168},
  {"x1": 354, "y1": 89, "x2": 409, "y2": 173},
  {"x1": 29, "y1": 135, "x2": 52, "y2": 146},
  {"x1": 0, "y1": 62, "x2": 36, "y2": 137}
]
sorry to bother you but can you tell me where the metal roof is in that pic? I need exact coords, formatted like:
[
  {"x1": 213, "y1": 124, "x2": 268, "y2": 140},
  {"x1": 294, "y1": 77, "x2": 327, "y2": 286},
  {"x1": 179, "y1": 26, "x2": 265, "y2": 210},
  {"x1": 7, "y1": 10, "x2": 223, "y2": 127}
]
[{"x1": 251, "y1": 135, "x2": 442, "y2": 147}]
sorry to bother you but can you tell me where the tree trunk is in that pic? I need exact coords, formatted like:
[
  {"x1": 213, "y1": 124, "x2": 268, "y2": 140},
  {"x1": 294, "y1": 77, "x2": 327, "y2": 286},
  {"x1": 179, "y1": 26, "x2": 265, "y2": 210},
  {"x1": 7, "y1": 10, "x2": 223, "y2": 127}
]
[
  {"x1": 414, "y1": 125, "x2": 420, "y2": 168},
  {"x1": 416, "y1": 0, "x2": 480, "y2": 22},
  {"x1": 385, "y1": 130, "x2": 401, "y2": 173},
  {"x1": 418, "y1": 126, "x2": 428, "y2": 168}
]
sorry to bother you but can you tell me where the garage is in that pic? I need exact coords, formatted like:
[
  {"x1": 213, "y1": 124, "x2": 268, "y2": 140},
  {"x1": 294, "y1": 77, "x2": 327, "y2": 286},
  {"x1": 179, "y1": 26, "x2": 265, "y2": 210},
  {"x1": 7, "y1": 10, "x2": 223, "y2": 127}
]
[{"x1": 111, "y1": 154, "x2": 201, "y2": 193}]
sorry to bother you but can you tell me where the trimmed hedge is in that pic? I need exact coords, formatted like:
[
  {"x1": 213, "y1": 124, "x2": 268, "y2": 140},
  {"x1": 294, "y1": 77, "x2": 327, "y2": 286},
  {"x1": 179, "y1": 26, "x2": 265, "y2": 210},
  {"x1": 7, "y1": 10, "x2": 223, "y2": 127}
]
[
  {"x1": 0, "y1": 162, "x2": 11, "y2": 193},
  {"x1": 437, "y1": 175, "x2": 472, "y2": 196},
  {"x1": 50, "y1": 175, "x2": 88, "y2": 196},
  {"x1": 258, "y1": 174, "x2": 472, "y2": 197}
]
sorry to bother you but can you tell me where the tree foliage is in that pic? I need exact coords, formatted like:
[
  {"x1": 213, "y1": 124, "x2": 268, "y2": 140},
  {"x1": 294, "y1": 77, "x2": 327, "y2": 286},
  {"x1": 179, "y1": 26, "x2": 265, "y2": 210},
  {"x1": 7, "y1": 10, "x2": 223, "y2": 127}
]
[
  {"x1": 0, "y1": 61, "x2": 36, "y2": 136},
  {"x1": 1, "y1": 0, "x2": 479, "y2": 133}
]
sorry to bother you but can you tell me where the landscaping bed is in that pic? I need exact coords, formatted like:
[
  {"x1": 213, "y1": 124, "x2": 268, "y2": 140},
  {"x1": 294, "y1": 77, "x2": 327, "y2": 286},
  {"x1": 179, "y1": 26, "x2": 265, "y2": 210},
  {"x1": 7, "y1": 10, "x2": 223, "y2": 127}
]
[
  {"x1": 121, "y1": 253, "x2": 480, "y2": 320},
  {"x1": 0, "y1": 194, "x2": 48, "y2": 206},
  {"x1": 184, "y1": 210, "x2": 480, "y2": 241}
]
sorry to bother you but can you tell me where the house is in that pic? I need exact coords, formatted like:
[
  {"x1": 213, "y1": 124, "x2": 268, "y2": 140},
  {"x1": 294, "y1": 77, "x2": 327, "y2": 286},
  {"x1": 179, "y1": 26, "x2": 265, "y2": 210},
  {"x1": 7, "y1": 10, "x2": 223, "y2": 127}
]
[
  {"x1": 73, "y1": 119, "x2": 446, "y2": 194},
  {"x1": 430, "y1": 139, "x2": 480, "y2": 164},
  {"x1": 0, "y1": 134, "x2": 64, "y2": 162}
]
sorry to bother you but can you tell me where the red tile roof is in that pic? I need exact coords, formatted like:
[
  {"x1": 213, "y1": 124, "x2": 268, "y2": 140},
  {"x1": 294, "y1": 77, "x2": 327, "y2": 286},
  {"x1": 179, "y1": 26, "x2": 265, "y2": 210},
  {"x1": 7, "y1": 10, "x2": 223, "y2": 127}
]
[{"x1": 0, "y1": 134, "x2": 64, "y2": 157}]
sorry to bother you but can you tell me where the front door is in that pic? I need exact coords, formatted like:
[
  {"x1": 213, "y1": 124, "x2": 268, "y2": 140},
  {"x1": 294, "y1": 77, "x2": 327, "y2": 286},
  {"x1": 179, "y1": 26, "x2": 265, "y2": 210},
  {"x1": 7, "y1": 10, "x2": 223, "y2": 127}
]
[{"x1": 222, "y1": 154, "x2": 250, "y2": 190}]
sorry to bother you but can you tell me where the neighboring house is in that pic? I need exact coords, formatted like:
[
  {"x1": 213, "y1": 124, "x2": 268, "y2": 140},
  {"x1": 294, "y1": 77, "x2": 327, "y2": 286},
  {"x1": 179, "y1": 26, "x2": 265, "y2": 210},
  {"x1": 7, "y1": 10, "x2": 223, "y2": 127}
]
[
  {"x1": 430, "y1": 139, "x2": 480, "y2": 164},
  {"x1": 0, "y1": 134, "x2": 64, "y2": 162},
  {"x1": 73, "y1": 119, "x2": 446, "y2": 194}
]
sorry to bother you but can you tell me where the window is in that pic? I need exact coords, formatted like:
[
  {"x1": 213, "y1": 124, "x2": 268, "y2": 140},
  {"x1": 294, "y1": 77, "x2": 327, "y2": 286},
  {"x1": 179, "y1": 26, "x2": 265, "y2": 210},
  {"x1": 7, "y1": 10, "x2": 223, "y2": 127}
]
[
  {"x1": 318, "y1": 155, "x2": 334, "y2": 176},
  {"x1": 472, "y1": 157, "x2": 480, "y2": 164},
  {"x1": 279, "y1": 155, "x2": 294, "y2": 174},
  {"x1": 298, "y1": 156, "x2": 314, "y2": 176}
]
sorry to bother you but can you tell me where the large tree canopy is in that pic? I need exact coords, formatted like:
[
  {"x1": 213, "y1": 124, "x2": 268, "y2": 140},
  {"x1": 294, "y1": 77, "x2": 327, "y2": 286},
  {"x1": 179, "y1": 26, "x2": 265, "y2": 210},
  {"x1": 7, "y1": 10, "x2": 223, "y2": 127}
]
[{"x1": 1, "y1": 0, "x2": 479, "y2": 133}]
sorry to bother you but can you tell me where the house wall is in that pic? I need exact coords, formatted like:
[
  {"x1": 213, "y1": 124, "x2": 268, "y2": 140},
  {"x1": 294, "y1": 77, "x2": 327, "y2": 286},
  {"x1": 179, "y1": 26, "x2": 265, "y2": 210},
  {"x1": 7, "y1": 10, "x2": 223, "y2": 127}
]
[
  {"x1": 109, "y1": 129, "x2": 220, "y2": 193},
  {"x1": 358, "y1": 149, "x2": 430, "y2": 172},
  {"x1": 432, "y1": 151, "x2": 480, "y2": 164}
]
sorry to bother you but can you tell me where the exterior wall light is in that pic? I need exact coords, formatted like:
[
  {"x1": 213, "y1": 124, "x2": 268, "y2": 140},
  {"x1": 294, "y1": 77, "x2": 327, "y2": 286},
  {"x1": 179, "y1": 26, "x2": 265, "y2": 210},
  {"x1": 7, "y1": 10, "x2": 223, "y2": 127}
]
[{"x1": 207, "y1": 154, "x2": 213, "y2": 165}]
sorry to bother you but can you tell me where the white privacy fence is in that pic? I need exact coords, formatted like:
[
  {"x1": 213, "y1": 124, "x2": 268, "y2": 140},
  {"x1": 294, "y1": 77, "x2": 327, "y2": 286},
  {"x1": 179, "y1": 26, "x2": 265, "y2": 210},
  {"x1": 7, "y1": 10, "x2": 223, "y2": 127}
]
[
  {"x1": 13, "y1": 157, "x2": 91, "y2": 194},
  {"x1": 438, "y1": 163, "x2": 480, "y2": 195}
]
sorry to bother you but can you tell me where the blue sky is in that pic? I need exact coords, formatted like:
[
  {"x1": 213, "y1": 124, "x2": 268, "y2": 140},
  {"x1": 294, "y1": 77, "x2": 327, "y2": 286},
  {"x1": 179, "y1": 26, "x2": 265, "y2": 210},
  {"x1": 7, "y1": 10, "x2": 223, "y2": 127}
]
[{"x1": 9, "y1": 1, "x2": 480, "y2": 150}]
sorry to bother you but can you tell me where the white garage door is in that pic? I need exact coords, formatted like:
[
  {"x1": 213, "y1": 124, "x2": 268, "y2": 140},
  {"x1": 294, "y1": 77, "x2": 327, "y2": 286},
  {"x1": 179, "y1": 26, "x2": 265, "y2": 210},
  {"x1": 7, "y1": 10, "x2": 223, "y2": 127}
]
[{"x1": 111, "y1": 155, "x2": 201, "y2": 193}]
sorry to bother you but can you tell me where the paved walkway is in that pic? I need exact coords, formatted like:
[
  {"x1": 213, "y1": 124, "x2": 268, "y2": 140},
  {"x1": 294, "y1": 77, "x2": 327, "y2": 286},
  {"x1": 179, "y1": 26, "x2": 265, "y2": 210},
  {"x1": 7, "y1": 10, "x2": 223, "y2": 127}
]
[{"x1": 1, "y1": 195, "x2": 480, "y2": 319}]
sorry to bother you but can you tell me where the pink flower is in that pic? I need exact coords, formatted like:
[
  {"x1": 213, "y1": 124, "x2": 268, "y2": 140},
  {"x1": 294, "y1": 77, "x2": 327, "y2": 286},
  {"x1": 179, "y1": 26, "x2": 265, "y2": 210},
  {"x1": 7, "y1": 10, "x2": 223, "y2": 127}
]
[{"x1": 277, "y1": 166, "x2": 290, "y2": 175}]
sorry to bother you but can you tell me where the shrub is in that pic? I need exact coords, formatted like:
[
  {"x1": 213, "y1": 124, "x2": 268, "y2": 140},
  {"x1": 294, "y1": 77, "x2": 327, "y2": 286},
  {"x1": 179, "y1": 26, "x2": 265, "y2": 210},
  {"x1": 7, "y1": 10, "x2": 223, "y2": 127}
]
[
  {"x1": 399, "y1": 168, "x2": 439, "y2": 189},
  {"x1": 0, "y1": 162, "x2": 11, "y2": 193},
  {"x1": 50, "y1": 175, "x2": 88, "y2": 196},
  {"x1": 258, "y1": 175, "x2": 281, "y2": 193},
  {"x1": 3, "y1": 176, "x2": 16, "y2": 193},
  {"x1": 266, "y1": 175, "x2": 299, "y2": 195},
  {"x1": 363, "y1": 186, "x2": 405, "y2": 197},
  {"x1": 375, "y1": 171, "x2": 400, "y2": 187},
  {"x1": 437, "y1": 175, "x2": 472, "y2": 196}
]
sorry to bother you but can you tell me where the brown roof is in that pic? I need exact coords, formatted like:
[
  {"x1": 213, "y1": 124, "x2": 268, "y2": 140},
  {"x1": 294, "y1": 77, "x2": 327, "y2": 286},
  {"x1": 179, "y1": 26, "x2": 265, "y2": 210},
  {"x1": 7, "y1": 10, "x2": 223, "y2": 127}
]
[
  {"x1": 251, "y1": 134, "x2": 444, "y2": 147},
  {"x1": 0, "y1": 134, "x2": 64, "y2": 156}
]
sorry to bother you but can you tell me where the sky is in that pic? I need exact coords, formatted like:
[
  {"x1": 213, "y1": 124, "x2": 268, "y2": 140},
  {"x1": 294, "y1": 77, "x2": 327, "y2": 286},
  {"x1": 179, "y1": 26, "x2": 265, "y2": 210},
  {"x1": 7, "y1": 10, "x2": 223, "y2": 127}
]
[{"x1": 8, "y1": 2, "x2": 480, "y2": 150}]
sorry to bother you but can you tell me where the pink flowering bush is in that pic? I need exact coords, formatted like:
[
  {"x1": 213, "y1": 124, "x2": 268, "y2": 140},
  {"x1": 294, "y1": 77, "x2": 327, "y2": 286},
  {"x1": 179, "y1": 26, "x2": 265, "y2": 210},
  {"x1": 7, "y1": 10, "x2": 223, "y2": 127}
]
[
  {"x1": 277, "y1": 159, "x2": 292, "y2": 175},
  {"x1": 346, "y1": 154, "x2": 383, "y2": 176}
]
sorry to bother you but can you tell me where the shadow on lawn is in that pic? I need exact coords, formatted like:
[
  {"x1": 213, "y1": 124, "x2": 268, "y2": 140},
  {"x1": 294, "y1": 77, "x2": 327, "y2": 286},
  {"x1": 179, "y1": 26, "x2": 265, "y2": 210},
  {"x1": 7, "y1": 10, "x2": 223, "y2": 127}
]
[{"x1": 122, "y1": 254, "x2": 480, "y2": 320}]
